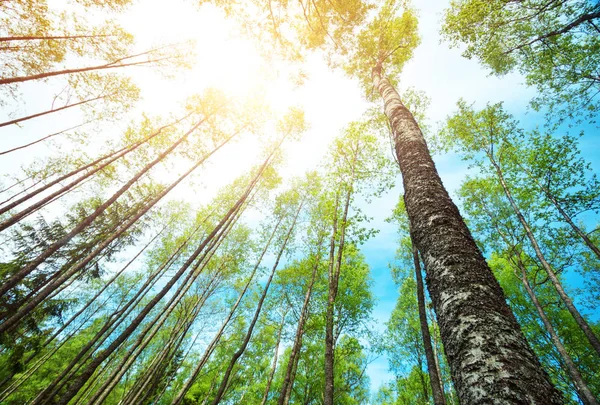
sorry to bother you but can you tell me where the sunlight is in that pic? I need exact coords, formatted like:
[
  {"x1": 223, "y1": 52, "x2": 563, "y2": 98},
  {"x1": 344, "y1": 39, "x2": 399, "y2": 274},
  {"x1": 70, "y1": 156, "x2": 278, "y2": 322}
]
[{"x1": 124, "y1": 1, "x2": 270, "y2": 100}]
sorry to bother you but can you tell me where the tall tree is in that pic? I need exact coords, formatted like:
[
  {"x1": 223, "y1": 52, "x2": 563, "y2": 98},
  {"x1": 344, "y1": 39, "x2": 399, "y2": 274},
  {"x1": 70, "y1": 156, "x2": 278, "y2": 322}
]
[
  {"x1": 346, "y1": 3, "x2": 563, "y2": 403},
  {"x1": 442, "y1": 102, "x2": 600, "y2": 357}
]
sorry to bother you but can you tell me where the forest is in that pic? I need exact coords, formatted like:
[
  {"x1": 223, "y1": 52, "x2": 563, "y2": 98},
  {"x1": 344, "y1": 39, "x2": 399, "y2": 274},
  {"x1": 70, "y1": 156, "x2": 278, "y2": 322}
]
[{"x1": 0, "y1": 0, "x2": 599, "y2": 404}]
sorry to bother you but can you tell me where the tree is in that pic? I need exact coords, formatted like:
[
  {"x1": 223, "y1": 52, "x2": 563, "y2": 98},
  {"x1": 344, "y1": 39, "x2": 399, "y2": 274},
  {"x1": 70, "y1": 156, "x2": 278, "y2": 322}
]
[
  {"x1": 344, "y1": 3, "x2": 563, "y2": 402},
  {"x1": 442, "y1": 101, "x2": 600, "y2": 357},
  {"x1": 388, "y1": 197, "x2": 448, "y2": 405},
  {"x1": 456, "y1": 175, "x2": 600, "y2": 403},
  {"x1": 441, "y1": 0, "x2": 600, "y2": 123}
]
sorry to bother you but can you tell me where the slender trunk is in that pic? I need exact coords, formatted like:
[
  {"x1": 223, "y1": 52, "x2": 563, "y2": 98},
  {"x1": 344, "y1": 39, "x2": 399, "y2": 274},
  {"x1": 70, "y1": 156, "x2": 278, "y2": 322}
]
[
  {"x1": 323, "y1": 192, "x2": 339, "y2": 405},
  {"x1": 373, "y1": 65, "x2": 562, "y2": 404},
  {"x1": 0, "y1": 50, "x2": 170, "y2": 85},
  {"x1": 48, "y1": 151, "x2": 269, "y2": 405},
  {"x1": 489, "y1": 157, "x2": 600, "y2": 356},
  {"x1": 0, "y1": 126, "x2": 235, "y2": 334},
  {"x1": 88, "y1": 221, "x2": 234, "y2": 405},
  {"x1": 0, "y1": 112, "x2": 189, "y2": 216},
  {"x1": 324, "y1": 152, "x2": 356, "y2": 405},
  {"x1": 0, "y1": 226, "x2": 163, "y2": 390},
  {"x1": 210, "y1": 200, "x2": 303, "y2": 405},
  {"x1": 0, "y1": 34, "x2": 116, "y2": 42},
  {"x1": 517, "y1": 161, "x2": 600, "y2": 260},
  {"x1": 0, "y1": 94, "x2": 107, "y2": 128},
  {"x1": 278, "y1": 243, "x2": 323, "y2": 405},
  {"x1": 428, "y1": 306, "x2": 447, "y2": 399},
  {"x1": 410, "y1": 227, "x2": 447, "y2": 405},
  {"x1": 261, "y1": 308, "x2": 288, "y2": 405},
  {"x1": 29, "y1": 213, "x2": 214, "y2": 405},
  {"x1": 50, "y1": 192, "x2": 246, "y2": 405},
  {"x1": 513, "y1": 254, "x2": 599, "y2": 405},
  {"x1": 0, "y1": 121, "x2": 92, "y2": 156},
  {"x1": 113, "y1": 271, "x2": 220, "y2": 405},
  {"x1": 170, "y1": 213, "x2": 285, "y2": 405}
]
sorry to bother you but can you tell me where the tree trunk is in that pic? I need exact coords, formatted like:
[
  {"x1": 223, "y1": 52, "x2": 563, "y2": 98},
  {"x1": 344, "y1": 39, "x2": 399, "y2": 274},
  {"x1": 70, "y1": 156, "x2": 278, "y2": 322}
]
[
  {"x1": 0, "y1": 112, "x2": 190, "y2": 217},
  {"x1": 39, "y1": 152, "x2": 271, "y2": 405},
  {"x1": 489, "y1": 156, "x2": 600, "y2": 357},
  {"x1": 0, "y1": 126, "x2": 236, "y2": 334},
  {"x1": 323, "y1": 192, "x2": 340, "y2": 405},
  {"x1": 410, "y1": 227, "x2": 447, "y2": 405},
  {"x1": 0, "y1": 48, "x2": 171, "y2": 85},
  {"x1": 516, "y1": 161, "x2": 600, "y2": 260},
  {"x1": 372, "y1": 65, "x2": 562, "y2": 404},
  {"x1": 278, "y1": 243, "x2": 323, "y2": 405},
  {"x1": 210, "y1": 200, "x2": 303, "y2": 405},
  {"x1": 261, "y1": 308, "x2": 288, "y2": 405},
  {"x1": 0, "y1": 121, "x2": 92, "y2": 156},
  {"x1": 513, "y1": 254, "x2": 599, "y2": 405},
  {"x1": 0, "y1": 94, "x2": 108, "y2": 128},
  {"x1": 170, "y1": 196, "x2": 286, "y2": 405},
  {"x1": 0, "y1": 34, "x2": 116, "y2": 42}
]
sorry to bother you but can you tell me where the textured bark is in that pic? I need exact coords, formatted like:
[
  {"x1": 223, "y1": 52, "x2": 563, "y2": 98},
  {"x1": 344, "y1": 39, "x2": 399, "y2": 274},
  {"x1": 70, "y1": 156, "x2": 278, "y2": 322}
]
[
  {"x1": 513, "y1": 255, "x2": 599, "y2": 405},
  {"x1": 489, "y1": 157, "x2": 600, "y2": 357},
  {"x1": 410, "y1": 230, "x2": 447, "y2": 405},
  {"x1": 373, "y1": 66, "x2": 562, "y2": 404}
]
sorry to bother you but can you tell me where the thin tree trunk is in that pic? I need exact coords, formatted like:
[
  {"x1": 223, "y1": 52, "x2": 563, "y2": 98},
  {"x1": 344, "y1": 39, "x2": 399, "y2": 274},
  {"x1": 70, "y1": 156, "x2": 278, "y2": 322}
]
[
  {"x1": 88, "y1": 222, "x2": 234, "y2": 405},
  {"x1": 210, "y1": 200, "x2": 303, "y2": 405},
  {"x1": 372, "y1": 65, "x2": 562, "y2": 404},
  {"x1": 324, "y1": 160, "x2": 356, "y2": 405},
  {"x1": 516, "y1": 160, "x2": 600, "y2": 260},
  {"x1": 0, "y1": 34, "x2": 116, "y2": 42},
  {"x1": 0, "y1": 114, "x2": 191, "y2": 214},
  {"x1": 512, "y1": 254, "x2": 599, "y2": 405},
  {"x1": 49, "y1": 184, "x2": 250, "y2": 405},
  {"x1": 0, "y1": 125, "x2": 235, "y2": 334},
  {"x1": 0, "y1": 121, "x2": 92, "y2": 156},
  {"x1": 489, "y1": 157, "x2": 600, "y2": 356},
  {"x1": 170, "y1": 212, "x2": 285, "y2": 405},
  {"x1": 261, "y1": 308, "x2": 287, "y2": 405},
  {"x1": 0, "y1": 48, "x2": 172, "y2": 85},
  {"x1": 278, "y1": 242, "x2": 324, "y2": 405},
  {"x1": 428, "y1": 306, "x2": 448, "y2": 399},
  {"x1": 323, "y1": 192, "x2": 340, "y2": 405},
  {"x1": 28, "y1": 212, "x2": 215, "y2": 405},
  {"x1": 410, "y1": 226, "x2": 447, "y2": 405},
  {"x1": 0, "y1": 225, "x2": 163, "y2": 391},
  {"x1": 0, "y1": 94, "x2": 108, "y2": 128}
]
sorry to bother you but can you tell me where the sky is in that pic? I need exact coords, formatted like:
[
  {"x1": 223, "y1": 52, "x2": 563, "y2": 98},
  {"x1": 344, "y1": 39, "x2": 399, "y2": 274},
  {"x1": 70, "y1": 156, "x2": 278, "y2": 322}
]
[{"x1": 1, "y1": 0, "x2": 600, "y2": 398}]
